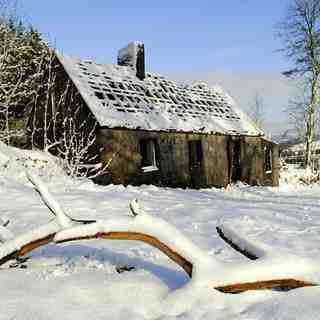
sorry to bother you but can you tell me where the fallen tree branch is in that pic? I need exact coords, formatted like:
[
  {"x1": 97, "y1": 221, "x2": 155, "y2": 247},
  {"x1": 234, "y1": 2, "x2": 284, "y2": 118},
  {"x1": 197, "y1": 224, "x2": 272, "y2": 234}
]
[
  {"x1": 26, "y1": 171, "x2": 72, "y2": 228},
  {"x1": 0, "y1": 156, "x2": 84, "y2": 266},
  {"x1": 215, "y1": 279, "x2": 316, "y2": 294},
  {"x1": 0, "y1": 207, "x2": 317, "y2": 293},
  {"x1": 216, "y1": 225, "x2": 265, "y2": 260},
  {"x1": 53, "y1": 205, "x2": 319, "y2": 293},
  {"x1": 56, "y1": 231, "x2": 193, "y2": 277},
  {"x1": 54, "y1": 229, "x2": 317, "y2": 293},
  {"x1": 0, "y1": 166, "x2": 317, "y2": 293},
  {"x1": 0, "y1": 221, "x2": 60, "y2": 265}
]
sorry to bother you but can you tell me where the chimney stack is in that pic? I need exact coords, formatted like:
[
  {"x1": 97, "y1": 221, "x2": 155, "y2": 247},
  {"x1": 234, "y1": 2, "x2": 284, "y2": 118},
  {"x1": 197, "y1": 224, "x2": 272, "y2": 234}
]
[{"x1": 117, "y1": 42, "x2": 145, "y2": 80}]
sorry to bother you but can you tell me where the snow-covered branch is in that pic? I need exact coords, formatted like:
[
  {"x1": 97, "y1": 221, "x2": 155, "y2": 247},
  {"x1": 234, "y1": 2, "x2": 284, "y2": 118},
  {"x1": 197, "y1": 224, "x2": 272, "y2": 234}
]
[
  {"x1": 216, "y1": 224, "x2": 267, "y2": 260},
  {"x1": 0, "y1": 170, "x2": 317, "y2": 294},
  {"x1": 54, "y1": 201, "x2": 318, "y2": 293},
  {"x1": 0, "y1": 221, "x2": 60, "y2": 265},
  {"x1": 54, "y1": 199, "x2": 205, "y2": 277},
  {"x1": 26, "y1": 171, "x2": 72, "y2": 228}
]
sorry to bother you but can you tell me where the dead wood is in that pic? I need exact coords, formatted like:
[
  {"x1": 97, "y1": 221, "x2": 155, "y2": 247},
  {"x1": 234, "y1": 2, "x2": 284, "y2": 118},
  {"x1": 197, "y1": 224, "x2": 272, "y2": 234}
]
[
  {"x1": 3, "y1": 170, "x2": 318, "y2": 294},
  {"x1": 215, "y1": 279, "x2": 316, "y2": 294},
  {"x1": 0, "y1": 251, "x2": 19, "y2": 266},
  {"x1": 56, "y1": 231, "x2": 193, "y2": 277},
  {"x1": 0, "y1": 227, "x2": 316, "y2": 293},
  {"x1": 19, "y1": 233, "x2": 56, "y2": 256},
  {"x1": 216, "y1": 226, "x2": 259, "y2": 260},
  {"x1": 55, "y1": 231, "x2": 317, "y2": 293}
]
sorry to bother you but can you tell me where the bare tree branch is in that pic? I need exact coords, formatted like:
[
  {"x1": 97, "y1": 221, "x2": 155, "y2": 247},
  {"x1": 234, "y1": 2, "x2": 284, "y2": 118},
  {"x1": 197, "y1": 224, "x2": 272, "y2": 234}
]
[{"x1": 278, "y1": 0, "x2": 320, "y2": 171}]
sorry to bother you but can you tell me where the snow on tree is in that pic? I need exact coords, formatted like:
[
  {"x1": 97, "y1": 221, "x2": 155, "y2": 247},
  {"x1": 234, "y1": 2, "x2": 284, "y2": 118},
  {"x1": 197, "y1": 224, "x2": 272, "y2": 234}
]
[
  {"x1": 249, "y1": 91, "x2": 265, "y2": 130},
  {"x1": 29, "y1": 58, "x2": 102, "y2": 177},
  {"x1": 278, "y1": 0, "x2": 320, "y2": 171},
  {"x1": 0, "y1": 15, "x2": 49, "y2": 146}
]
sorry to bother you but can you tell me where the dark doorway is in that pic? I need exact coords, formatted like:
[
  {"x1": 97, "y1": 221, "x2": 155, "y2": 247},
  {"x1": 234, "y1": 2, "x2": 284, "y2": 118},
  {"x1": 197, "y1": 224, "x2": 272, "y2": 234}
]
[
  {"x1": 188, "y1": 140, "x2": 203, "y2": 168},
  {"x1": 230, "y1": 139, "x2": 241, "y2": 183},
  {"x1": 188, "y1": 140, "x2": 203, "y2": 188}
]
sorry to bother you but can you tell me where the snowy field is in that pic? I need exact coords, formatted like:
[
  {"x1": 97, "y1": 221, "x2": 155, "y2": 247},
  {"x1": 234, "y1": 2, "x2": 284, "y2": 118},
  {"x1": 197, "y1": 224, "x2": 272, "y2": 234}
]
[{"x1": 1, "y1": 144, "x2": 320, "y2": 319}]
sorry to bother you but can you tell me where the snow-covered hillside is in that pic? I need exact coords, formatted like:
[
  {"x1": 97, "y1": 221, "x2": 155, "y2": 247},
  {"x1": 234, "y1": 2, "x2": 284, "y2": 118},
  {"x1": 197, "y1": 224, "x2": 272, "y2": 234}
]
[{"x1": 1, "y1": 143, "x2": 320, "y2": 319}]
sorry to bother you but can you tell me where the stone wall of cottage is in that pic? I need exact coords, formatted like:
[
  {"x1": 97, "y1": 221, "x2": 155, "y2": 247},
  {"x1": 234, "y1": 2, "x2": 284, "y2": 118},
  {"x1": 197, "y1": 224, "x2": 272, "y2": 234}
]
[{"x1": 95, "y1": 128, "x2": 279, "y2": 188}]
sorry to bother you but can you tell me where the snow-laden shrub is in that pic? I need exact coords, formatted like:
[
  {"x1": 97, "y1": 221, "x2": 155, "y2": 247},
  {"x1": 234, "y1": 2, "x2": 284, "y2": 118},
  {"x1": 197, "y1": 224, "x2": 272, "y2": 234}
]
[
  {"x1": 280, "y1": 164, "x2": 320, "y2": 186},
  {"x1": 0, "y1": 141, "x2": 70, "y2": 184}
]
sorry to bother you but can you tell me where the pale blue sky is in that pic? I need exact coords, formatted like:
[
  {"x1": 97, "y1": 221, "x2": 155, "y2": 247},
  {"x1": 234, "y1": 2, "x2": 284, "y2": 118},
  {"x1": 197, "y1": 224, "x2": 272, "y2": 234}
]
[
  {"x1": 18, "y1": 0, "x2": 291, "y2": 74},
  {"x1": 15, "y1": 0, "x2": 296, "y2": 135}
]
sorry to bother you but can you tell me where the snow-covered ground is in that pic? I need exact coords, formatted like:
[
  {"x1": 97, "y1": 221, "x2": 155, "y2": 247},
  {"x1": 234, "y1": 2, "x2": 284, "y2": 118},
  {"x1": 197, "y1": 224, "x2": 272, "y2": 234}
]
[{"x1": 1, "y1": 143, "x2": 320, "y2": 319}]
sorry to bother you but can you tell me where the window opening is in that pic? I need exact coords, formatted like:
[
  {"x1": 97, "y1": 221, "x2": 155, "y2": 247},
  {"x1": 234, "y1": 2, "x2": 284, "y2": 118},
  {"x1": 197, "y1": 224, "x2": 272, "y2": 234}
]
[{"x1": 140, "y1": 139, "x2": 158, "y2": 171}]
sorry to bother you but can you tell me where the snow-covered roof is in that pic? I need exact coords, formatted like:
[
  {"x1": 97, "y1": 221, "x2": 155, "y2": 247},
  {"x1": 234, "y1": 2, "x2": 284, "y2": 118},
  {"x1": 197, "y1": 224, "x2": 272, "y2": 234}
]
[{"x1": 56, "y1": 52, "x2": 263, "y2": 136}]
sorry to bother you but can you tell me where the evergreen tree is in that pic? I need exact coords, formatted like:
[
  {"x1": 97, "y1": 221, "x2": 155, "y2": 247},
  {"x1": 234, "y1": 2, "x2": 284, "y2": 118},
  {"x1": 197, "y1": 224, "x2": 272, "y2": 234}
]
[{"x1": 0, "y1": 17, "x2": 49, "y2": 146}]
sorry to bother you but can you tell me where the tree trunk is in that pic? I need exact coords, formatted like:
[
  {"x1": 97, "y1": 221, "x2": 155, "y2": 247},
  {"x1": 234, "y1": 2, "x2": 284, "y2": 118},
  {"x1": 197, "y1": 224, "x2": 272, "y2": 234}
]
[{"x1": 305, "y1": 75, "x2": 318, "y2": 170}]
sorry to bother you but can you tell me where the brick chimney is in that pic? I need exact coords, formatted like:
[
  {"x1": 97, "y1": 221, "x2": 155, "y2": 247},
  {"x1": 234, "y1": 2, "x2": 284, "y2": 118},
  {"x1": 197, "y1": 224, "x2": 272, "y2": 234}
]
[{"x1": 117, "y1": 42, "x2": 145, "y2": 80}]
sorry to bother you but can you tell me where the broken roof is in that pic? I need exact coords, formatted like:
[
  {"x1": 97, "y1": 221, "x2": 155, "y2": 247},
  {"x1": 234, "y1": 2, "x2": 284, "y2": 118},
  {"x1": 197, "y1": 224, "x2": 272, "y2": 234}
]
[{"x1": 56, "y1": 52, "x2": 263, "y2": 136}]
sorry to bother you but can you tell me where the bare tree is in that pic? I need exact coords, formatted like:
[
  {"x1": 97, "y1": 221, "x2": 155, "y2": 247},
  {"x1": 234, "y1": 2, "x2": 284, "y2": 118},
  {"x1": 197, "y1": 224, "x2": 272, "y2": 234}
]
[
  {"x1": 278, "y1": 0, "x2": 320, "y2": 170},
  {"x1": 250, "y1": 91, "x2": 265, "y2": 129},
  {"x1": 285, "y1": 78, "x2": 320, "y2": 145},
  {"x1": 30, "y1": 55, "x2": 113, "y2": 178}
]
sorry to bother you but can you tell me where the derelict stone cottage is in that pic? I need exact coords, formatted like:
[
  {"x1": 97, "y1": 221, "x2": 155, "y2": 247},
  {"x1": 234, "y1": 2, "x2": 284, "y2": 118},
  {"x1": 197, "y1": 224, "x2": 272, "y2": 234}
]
[{"x1": 30, "y1": 42, "x2": 279, "y2": 188}]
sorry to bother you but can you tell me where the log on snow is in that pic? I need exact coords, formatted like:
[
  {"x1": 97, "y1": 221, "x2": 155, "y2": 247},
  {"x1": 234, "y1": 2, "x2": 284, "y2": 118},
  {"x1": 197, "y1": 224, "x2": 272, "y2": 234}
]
[
  {"x1": 55, "y1": 230, "x2": 317, "y2": 293},
  {"x1": 0, "y1": 227, "x2": 315, "y2": 293},
  {"x1": 216, "y1": 226, "x2": 263, "y2": 260},
  {"x1": 56, "y1": 231, "x2": 193, "y2": 277},
  {"x1": 19, "y1": 233, "x2": 56, "y2": 256},
  {"x1": 215, "y1": 278, "x2": 316, "y2": 294},
  {"x1": 2, "y1": 170, "x2": 317, "y2": 294}
]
